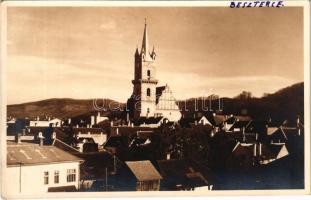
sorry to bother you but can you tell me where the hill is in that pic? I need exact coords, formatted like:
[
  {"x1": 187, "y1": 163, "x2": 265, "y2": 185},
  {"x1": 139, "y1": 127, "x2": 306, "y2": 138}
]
[
  {"x1": 7, "y1": 98, "x2": 124, "y2": 119},
  {"x1": 179, "y1": 82, "x2": 304, "y2": 122},
  {"x1": 7, "y1": 82, "x2": 304, "y2": 122}
]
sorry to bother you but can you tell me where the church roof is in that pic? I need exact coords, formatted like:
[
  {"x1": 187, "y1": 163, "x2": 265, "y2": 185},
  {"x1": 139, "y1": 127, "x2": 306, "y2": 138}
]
[{"x1": 156, "y1": 86, "x2": 166, "y2": 103}]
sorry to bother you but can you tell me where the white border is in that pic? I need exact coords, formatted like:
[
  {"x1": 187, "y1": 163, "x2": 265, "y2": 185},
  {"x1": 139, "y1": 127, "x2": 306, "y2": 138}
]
[{"x1": 0, "y1": 0, "x2": 310, "y2": 198}]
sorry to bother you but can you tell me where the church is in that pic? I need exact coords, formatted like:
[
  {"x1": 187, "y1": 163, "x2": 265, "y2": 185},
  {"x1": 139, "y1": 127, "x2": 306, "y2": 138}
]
[{"x1": 127, "y1": 21, "x2": 181, "y2": 122}]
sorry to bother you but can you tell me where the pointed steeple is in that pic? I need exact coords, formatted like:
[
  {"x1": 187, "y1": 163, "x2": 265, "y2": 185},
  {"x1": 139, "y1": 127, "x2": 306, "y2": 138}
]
[
  {"x1": 141, "y1": 19, "x2": 152, "y2": 60},
  {"x1": 135, "y1": 45, "x2": 139, "y2": 56},
  {"x1": 151, "y1": 45, "x2": 156, "y2": 60}
]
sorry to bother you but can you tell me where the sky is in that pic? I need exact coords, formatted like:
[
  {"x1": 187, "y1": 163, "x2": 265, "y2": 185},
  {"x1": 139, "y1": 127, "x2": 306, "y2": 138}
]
[{"x1": 7, "y1": 7, "x2": 304, "y2": 104}]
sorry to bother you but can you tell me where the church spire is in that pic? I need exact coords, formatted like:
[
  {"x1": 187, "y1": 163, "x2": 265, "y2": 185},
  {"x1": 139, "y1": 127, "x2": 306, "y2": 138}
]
[{"x1": 141, "y1": 19, "x2": 151, "y2": 60}]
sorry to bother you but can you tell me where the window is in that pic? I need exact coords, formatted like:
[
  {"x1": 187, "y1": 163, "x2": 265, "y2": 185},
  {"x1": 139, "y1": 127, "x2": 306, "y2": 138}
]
[
  {"x1": 44, "y1": 171, "x2": 49, "y2": 185},
  {"x1": 147, "y1": 88, "x2": 151, "y2": 97},
  {"x1": 54, "y1": 170, "x2": 59, "y2": 184},
  {"x1": 147, "y1": 70, "x2": 151, "y2": 77},
  {"x1": 67, "y1": 169, "x2": 76, "y2": 182}
]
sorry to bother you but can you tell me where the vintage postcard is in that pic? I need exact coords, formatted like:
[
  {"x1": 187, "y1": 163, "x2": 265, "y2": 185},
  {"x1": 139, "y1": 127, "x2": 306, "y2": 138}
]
[{"x1": 0, "y1": 0, "x2": 310, "y2": 198}]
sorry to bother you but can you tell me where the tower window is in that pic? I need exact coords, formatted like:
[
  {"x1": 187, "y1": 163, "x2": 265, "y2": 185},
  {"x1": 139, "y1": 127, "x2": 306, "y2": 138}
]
[
  {"x1": 147, "y1": 70, "x2": 151, "y2": 78},
  {"x1": 147, "y1": 88, "x2": 151, "y2": 97}
]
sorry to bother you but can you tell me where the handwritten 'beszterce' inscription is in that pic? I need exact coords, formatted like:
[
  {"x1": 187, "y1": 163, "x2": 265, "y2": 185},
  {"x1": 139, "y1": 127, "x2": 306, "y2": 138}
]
[{"x1": 230, "y1": 1, "x2": 284, "y2": 8}]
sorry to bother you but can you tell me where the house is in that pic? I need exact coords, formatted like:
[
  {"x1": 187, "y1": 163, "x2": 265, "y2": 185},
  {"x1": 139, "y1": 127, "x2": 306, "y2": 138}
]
[
  {"x1": 179, "y1": 116, "x2": 212, "y2": 128},
  {"x1": 75, "y1": 137, "x2": 98, "y2": 153},
  {"x1": 205, "y1": 113, "x2": 227, "y2": 128},
  {"x1": 229, "y1": 120, "x2": 251, "y2": 132},
  {"x1": 29, "y1": 116, "x2": 62, "y2": 127},
  {"x1": 223, "y1": 116, "x2": 235, "y2": 131},
  {"x1": 227, "y1": 142, "x2": 255, "y2": 169},
  {"x1": 73, "y1": 127, "x2": 107, "y2": 148},
  {"x1": 4, "y1": 141, "x2": 83, "y2": 196},
  {"x1": 125, "y1": 160, "x2": 162, "y2": 191},
  {"x1": 156, "y1": 159, "x2": 213, "y2": 191},
  {"x1": 66, "y1": 112, "x2": 109, "y2": 128},
  {"x1": 103, "y1": 136, "x2": 129, "y2": 159},
  {"x1": 133, "y1": 116, "x2": 166, "y2": 128},
  {"x1": 228, "y1": 142, "x2": 289, "y2": 168},
  {"x1": 7, "y1": 119, "x2": 30, "y2": 136},
  {"x1": 259, "y1": 143, "x2": 289, "y2": 165},
  {"x1": 110, "y1": 125, "x2": 155, "y2": 137}
]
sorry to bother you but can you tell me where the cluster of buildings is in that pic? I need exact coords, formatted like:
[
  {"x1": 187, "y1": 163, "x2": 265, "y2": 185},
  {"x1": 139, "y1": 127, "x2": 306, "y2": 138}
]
[{"x1": 4, "y1": 21, "x2": 304, "y2": 195}]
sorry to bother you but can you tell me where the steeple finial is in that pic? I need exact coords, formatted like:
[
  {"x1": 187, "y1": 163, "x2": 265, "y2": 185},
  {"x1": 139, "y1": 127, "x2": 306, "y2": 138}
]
[
  {"x1": 135, "y1": 45, "x2": 139, "y2": 56},
  {"x1": 141, "y1": 19, "x2": 151, "y2": 60}
]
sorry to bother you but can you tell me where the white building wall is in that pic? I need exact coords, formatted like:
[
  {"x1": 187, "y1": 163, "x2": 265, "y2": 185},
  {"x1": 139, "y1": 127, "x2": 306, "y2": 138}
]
[
  {"x1": 155, "y1": 86, "x2": 181, "y2": 122},
  {"x1": 3, "y1": 162, "x2": 80, "y2": 197},
  {"x1": 29, "y1": 119, "x2": 61, "y2": 127}
]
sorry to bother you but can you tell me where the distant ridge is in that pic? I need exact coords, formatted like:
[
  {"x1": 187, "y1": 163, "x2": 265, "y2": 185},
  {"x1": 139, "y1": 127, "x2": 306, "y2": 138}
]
[
  {"x1": 7, "y1": 98, "x2": 123, "y2": 119},
  {"x1": 7, "y1": 82, "x2": 303, "y2": 121},
  {"x1": 179, "y1": 82, "x2": 304, "y2": 122}
]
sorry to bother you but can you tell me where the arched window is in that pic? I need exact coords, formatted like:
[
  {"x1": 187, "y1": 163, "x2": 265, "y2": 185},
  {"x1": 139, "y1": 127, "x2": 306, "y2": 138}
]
[
  {"x1": 147, "y1": 70, "x2": 151, "y2": 78},
  {"x1": 147, "y1": 88, "x2": 151, "y2": 97}
]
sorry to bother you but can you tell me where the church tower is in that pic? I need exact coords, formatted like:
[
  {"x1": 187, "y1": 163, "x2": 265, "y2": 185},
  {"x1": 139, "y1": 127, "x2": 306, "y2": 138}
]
[{"x1": 131, "y1": 20, "x2": 158, "y2": 119}]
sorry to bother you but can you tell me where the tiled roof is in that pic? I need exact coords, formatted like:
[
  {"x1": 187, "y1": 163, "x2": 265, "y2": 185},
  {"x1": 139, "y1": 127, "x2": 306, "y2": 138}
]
[
  {"x1": 156, "y1": 159, "x2": 210, "y2": 189},
  {"x1": 156, "y1": 86, "x2": 166, "y2": 104},
  {"x1": 261, "y1": 143, "x2": 287, "y2": 160},
  {"x1": 245, "y1": 120, "x2": 268, "y2": 133},
  {"x1": 133, "y1": 117, "x2": 163, "y2": 126},
  {"x1": 73, "y1": 127, "x2": 105, "y2": 135},
  {"x1": 7, "y1": 142, "x2": 83, "y2": 166},
  {"x1": 126, "y1": 160, "x2": 162, "y2": 181},
  {"x1": 229, "y1": 121, "x2": 251, "y2": 131},
  {"x1": 48, "y1": 185, "x2": 77, "y2": 192},
  {"x1": 235, "y1": 115, "x2": 252, "y2": 121},
  {"x1": 103, "y1": 136, "x2": 129, "y2": 148}
]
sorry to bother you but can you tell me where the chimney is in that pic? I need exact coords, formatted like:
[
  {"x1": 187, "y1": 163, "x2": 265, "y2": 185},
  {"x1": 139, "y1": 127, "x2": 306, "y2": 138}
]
[
  {"x1": 39, "y1": 137, "x2": 44, "y2": 146},
  {"x1": 166, "y1": 153, "x2": 171, "y2": 160},
  {"x1": 52, "y1": 132, "x2": 56, "y2": 140},
  {"x1": 298, "y1": 128, "x2": 301, "y2": 136},
  {"x1": 254, "y1": 144, "x2": 257, "y2": 157},
  {"x1": 15, "y1": 133, "x2": 21, "y2": 144},
  {"x1": 91, "y1": 116, "x2": 95, "y2": 127}
]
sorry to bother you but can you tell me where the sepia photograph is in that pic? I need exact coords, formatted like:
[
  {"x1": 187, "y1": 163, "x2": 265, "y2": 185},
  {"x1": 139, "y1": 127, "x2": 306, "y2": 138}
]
[{"x1": 1, "y1": 1, "x2": 310, "y2": 198}]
